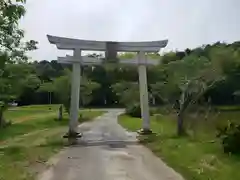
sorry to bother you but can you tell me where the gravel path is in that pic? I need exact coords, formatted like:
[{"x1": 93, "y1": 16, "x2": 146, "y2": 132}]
[{"x1": 38, "y1": 109, "x2": 184, "y2": 180}]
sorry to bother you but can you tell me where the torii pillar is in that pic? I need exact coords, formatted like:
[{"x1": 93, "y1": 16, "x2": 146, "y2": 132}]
[
  {"x1": 69, "y1": 50, "x2": 81, "y2": 136},
  {"x1": 57, "y1": 55, "x2": 103, "y2": 137},
  {"x1": 138, "y1": 51, "x2": 151, "y2": 134}
]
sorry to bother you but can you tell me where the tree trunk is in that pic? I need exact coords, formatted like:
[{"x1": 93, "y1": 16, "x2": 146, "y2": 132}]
[
  {"x1": 177, "y1": 113, "x2": 185, "y2": 136},
  {"x1": 0, "y1": 108, "x2": 6, "y2": 128},
  {"x1": 0, "y1": 108, "x2": 3, "y2": 128},
  {"x1": 49, "y1": 92, "x2": 52, "y2": 105}
]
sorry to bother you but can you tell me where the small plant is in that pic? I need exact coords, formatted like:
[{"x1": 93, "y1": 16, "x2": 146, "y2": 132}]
[
  {"x1": 217, "y1": 120, "x2": 240, "y2": 154},
  {"x1": 126, "y1": 103, "x2": 141, "y2": 118},
  {"x1": 0, "y1": 102, "x2": 12, "y2": 128},
  {"x1": 78, "y1": 114, "x2": 89, "y2": 123}
]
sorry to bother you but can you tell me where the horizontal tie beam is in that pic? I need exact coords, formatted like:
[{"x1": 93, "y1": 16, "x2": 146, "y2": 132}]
[
  {"x1": 57, "y1": 56, "x2": 160, "y2": 66},
  {"x1": 119, "y1": 59, "x2": 159, "y2": 66},
  {"x1": 58, "y1": 56, "x2": 103, "y2": 65}
]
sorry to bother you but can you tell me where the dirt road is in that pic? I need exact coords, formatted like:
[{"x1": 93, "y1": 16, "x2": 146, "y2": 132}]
[{"x1": 38, "y1": 109, "x2": 184, "y2": 180}]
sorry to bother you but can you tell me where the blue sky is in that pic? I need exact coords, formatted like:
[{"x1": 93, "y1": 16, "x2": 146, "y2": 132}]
[{"x1": 20, "y1": 0, "x2": 240, "y2": 61}]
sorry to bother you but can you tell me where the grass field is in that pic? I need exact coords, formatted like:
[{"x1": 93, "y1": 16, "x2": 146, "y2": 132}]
[
  {"x1": 0, "y1": 105, "x2": 105, "y2": 180},
  {"x1": 118, "y1": 111, "x2": 240, "y2": 180}
]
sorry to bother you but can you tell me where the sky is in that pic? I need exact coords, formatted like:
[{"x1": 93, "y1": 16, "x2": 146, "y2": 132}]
[{"x1": 20, "y1": 0, "x2": 240, "y2": 61}]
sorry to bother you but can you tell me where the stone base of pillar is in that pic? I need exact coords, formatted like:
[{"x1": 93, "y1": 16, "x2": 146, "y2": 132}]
[
  {"x1": 63, "y1": 132, "x2": 82, "y2": 145},
  {"x1": 63, "y1": 132, "x2": 82, "y2": 139},
  {"x1": 137, "y1": 128, "x2": 153, "y2": 135}
]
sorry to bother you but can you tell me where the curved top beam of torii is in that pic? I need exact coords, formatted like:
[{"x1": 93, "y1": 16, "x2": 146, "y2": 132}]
[{"x1": 47, "y1": 35, "x2": 168, "y2": 52}]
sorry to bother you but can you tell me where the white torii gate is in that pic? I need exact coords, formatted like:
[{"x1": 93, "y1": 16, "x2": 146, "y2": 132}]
[{"x1": 47, "y1": 35, "x2": 168, "y2": 137}]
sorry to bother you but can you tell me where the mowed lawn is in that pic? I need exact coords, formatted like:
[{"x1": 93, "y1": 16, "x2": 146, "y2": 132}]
[
  {"x1": 118, "y1": 111, "x2": 240, "y2": 180},
  {"x1": 0, "y1": 105, "x2": 105, "y2": 180}
]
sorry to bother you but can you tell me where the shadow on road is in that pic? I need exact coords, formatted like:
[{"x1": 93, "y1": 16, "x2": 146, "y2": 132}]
[{"x1": 71, "y1": 139, "x2": 139, "y2": 148}]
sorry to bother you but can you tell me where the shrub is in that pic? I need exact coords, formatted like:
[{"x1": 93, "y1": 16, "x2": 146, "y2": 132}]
[
  {"x1": 217, "y1": 121, "x2": 240, "y2": 154},
  {"x1": 126, "y1": 103, "x2": 141, "y2": 118}
]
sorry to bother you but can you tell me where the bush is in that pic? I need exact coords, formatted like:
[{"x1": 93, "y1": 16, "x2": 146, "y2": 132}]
[
  {"x1": 126, "y1": 103, "x2": 141, "y2": 118},
  {"x1": 217, "y1": 121, "x2": 240, "y2": 154}
]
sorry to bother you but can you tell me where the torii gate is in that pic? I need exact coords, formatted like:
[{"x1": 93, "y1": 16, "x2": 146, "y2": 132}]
[{"x1": 47, "y1": 35, "x2": 168, "y2": 137}]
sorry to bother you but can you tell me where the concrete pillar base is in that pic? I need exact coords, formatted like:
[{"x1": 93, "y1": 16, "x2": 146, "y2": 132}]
[
  {"x1": 63, "y1": 132, "x2": 82, "y2": 145},
  {"x1": 63, "y1": 132, "x2": 82, "y2": 139},
  {"x1": 137, "y1": 128, "x2": 153, "y2": 135}
]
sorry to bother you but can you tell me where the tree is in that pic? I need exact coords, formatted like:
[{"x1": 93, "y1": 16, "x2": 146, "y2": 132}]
[
  {"x1": 38, "y1": 69, "x2": 71, "y2": 117},
  {"x1": 0, "y1": 0, "x2": 38, "y2": 127},
  {"x1": 151, "y1": 81, "x2": 181, "y2": 107},
  {"x1": 161, "y1": 52, "x2": 179, "y2": 64},
  {"x1": 0, "y1": 0, "x2": 37, "y2": 63},
  {"x1": 0, "y1": 63, "x2": 40, "y2": 127},
  {"x1": 118, "y1": 52, "x2": 136, "y2": 59},
  {"x1": 112, "y1": 81, "x2": 139, "y2": 106},
  {"x1": 80, "y1": 76, "x2": 101, "y2": 107},
  {"x1": 35, "y1": 61, "x2": 57, "y2": 81},
  {"x1": 157, "y1": 49, "x2": 228, "y2": 135},
  {"x1": 39, "y1": 69, "x2": 100, "y2": 119}
]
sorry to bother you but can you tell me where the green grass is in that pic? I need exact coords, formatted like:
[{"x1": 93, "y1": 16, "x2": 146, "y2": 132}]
[
  {"x1": 216, "y1": 105, "x2": 240, "y2": 111},
  {"x1": 118, "y1": 112, "x2": 240, "y2": 180},
  {"x1": 0, "y1": 129, "x2": 65, "y2": 180},
  {"x1": 0, "y1": 105, "x2": 105, "y2": 142},
  {"x1": 0, "y1": 105, "x2": 105, "y2": 180},
  {"x1": 8, "y1": 104, "x2": 59, "y2": 111},
  {"x1": 5, "y1": 104, "x2": 59, "y2": 122},
  {"x1": 0, "y1": 116, "x2": 66, "y2": 142}
]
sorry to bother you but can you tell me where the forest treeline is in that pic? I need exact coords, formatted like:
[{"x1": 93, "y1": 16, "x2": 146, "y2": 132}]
[{"x1": 14, "y1": 41, "x2": 240, "y2": 108}]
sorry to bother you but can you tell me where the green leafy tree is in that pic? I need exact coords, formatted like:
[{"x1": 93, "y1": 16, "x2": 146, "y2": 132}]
[
  {"x1": 0, "y1": 0, "x2": 38, "y2": 127},
  {"x1": 80, "y1": 76, "x2": 101, "y2": 107},
  {"x1": 35, "y1": 61, "x2": 57, "y2": 81},
  {"x1": 0, "y1": 63, "x2": 40, "y2": 127},
  {"x1": 38, "y1": 69, "x2": 71, "y2": 117},
  {"x1": 0, "y1": 0, "x2": 37, "y2": 63},
  {"x1": 161, "y1": 51, "x2": 179, "y2": 64},
  {"x1": 157, "y1": 49, "x2": 228, "y2": 135},
  {"x1": 39, "y1": 69, "x2": 100, "y2": 119},
  {"x1": 112, "y1": 81, "x2": 139, "y2": 105}
]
